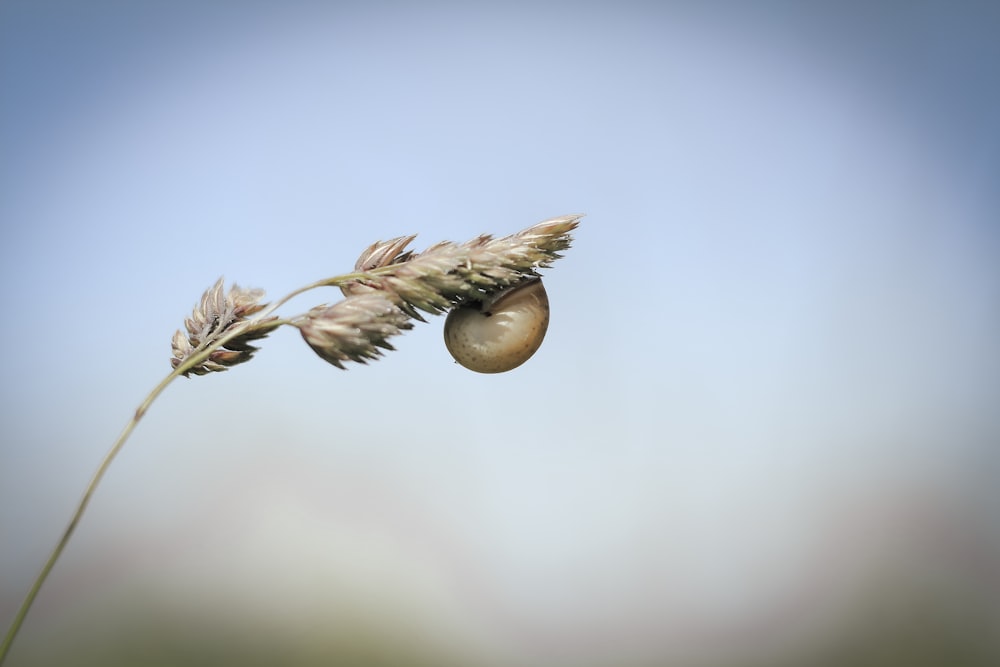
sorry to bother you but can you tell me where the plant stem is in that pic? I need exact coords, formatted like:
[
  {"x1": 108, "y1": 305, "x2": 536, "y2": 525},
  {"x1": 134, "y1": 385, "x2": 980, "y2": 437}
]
[
  {"x1": 0, "y1": 274, "x2": 358, "y2": 664},
  {"x1": 0, "y1": 364, "x2": 185, "y2": 664},
  {"x1": 0, "y1": 363, "x2": 191, "y2": 664}
]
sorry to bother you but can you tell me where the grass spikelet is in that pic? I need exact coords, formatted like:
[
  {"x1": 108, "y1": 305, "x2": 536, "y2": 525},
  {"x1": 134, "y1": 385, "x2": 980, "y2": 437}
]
[{"x1": 169, "y1": 278, "x2": 279, "y2": 376}]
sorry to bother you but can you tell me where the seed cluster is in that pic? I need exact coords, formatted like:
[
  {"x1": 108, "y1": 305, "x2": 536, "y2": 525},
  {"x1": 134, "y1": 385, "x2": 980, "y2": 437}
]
[{"x1": 170, "y1": 214, "x2": 581, "y2": 375}]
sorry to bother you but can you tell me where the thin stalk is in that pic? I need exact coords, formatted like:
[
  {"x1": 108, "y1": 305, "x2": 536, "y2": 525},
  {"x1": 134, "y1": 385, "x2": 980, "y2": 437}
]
[
  {"x1": 0, "y1": 354, "x2": 197, "y2": 663},
  {"x1": 0, "y1": 365, "x2": 183, "y2": 663},
  {"x1": 0, "y1": 273, "x2": 360, "y2": 665}
]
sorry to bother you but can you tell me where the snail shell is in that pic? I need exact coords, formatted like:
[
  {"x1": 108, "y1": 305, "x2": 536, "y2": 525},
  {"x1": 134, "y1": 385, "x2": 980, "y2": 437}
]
[{"x1": 443, "y1": 278, "x2": 550, "y2": 373}]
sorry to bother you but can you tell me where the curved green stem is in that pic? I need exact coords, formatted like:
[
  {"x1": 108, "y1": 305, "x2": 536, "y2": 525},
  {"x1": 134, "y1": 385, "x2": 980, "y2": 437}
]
[
  {"x1": 0, "y1": 355, "x2": 201, "y2": 663},
  {"x1": 0, "y1": 365, "x2": 185, "y2": 663},
  {"x1": 0, "y1": 272, "x2": 363, "y2": 664}
]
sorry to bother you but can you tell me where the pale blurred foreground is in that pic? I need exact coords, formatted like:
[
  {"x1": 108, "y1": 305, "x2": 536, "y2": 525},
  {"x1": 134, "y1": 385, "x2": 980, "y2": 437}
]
[{"x1": 8, "y1": 493, "x2": 998, "y2": 667}]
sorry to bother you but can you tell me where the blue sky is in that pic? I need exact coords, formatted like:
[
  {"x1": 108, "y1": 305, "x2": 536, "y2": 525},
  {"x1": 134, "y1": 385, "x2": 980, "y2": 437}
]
[{"x1": 2, "y1": 2, "x2": 999, "y2": 664}]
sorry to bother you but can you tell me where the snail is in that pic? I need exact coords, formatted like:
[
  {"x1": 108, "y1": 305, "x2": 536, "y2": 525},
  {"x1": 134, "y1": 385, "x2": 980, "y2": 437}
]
[{"x1": 443, "y1": 278, "x2": 550, "y2": 373}]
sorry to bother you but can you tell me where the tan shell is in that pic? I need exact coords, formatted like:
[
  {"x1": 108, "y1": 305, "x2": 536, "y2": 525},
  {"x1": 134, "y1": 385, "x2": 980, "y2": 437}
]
[{"x1": 443, "y1": 278, "x2": 550, "y2": 373}]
